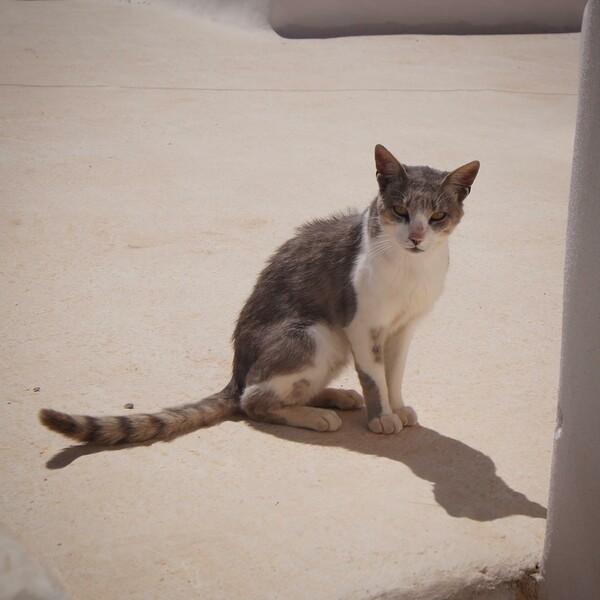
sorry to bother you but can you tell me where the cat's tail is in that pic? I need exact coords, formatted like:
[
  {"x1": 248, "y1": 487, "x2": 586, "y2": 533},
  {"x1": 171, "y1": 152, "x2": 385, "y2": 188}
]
[{"x1": 38, "y1": 381, "x2": 240, "y2": 446}]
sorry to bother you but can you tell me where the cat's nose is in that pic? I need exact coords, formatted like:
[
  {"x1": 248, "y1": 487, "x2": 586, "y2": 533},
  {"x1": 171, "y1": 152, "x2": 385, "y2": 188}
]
[{"x1": 409, "y1": 236, "x2": 423, "y2": 246}]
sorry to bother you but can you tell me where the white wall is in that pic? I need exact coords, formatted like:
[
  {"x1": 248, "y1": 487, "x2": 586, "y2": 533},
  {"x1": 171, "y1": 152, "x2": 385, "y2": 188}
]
[{"x1": 541, "y1": 1, "x2": 600, "y2": 597}]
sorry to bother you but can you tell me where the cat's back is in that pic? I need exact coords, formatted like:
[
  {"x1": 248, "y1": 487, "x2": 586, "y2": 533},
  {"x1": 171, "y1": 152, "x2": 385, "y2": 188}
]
[
  {"x1": 286, "y1": 210, "x2": 363, "y2": 258},
  {"x1": 259, "y1": 210, "x2": 363, "y2": 287},
  {"x1": 237, "y1": 210, "x2": 363, "y2": 330}
]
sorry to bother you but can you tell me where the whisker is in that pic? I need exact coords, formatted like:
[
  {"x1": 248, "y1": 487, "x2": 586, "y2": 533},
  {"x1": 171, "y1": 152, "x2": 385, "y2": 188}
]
[{"x1": 368, "y1": 236, "x2": 394, "y2": 265}]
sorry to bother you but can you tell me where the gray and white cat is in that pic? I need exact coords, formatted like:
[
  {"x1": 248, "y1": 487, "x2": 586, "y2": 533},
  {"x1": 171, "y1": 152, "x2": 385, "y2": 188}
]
[{"x1": 40, "y1": 145, "x2": 479, "y2": 444}]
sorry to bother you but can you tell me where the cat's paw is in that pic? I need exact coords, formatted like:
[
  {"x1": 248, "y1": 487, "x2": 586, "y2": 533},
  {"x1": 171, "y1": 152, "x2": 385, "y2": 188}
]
[
  {"x1": 368, "y1": 414, "x2": 403, "y2": 434},
  {"x1": 312, "y1": 410, "x2": 343, "y2": 432},
  {"x1": 332, "y1": 389, "x2": 364, "y2": 410},
  {"x1": 310, "y1": 388, "x2": 364, "y2": 410},
  {"x1": 394, "y1": 406, "x2": 419, "y2": 426}
]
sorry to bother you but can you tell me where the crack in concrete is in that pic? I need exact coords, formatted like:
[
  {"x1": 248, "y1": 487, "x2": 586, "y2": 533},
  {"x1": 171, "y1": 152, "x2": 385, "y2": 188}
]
[{"x1": 0, "y1": 83, "x2": 576, "y2": 96}]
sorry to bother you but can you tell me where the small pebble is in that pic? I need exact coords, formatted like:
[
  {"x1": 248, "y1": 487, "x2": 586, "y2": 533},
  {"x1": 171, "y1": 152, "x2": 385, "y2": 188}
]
[
  {"x1": 33, "y1": 387, "x2": 40, "y2": 392},
  {"x1": 124, "y1": 403, "x2": 134, "y2": 409}
]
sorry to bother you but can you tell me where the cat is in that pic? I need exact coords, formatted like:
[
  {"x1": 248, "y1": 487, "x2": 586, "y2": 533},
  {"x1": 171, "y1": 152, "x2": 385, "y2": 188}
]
[{"x1": 39, "y1": 145, "x2": 479, "y2": 445}]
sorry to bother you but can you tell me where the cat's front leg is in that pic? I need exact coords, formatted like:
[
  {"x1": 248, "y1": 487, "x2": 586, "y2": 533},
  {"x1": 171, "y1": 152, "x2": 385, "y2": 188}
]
[
  {"x1": 348, "y1": 327, "x2": 403, "y2": 434},
  {"x1": 385, "y1": 323, "x2": 419, "y2": 427}
]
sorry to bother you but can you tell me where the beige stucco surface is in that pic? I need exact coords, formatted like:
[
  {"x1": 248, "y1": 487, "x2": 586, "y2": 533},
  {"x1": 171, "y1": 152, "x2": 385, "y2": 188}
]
[{"x1": 0, "y1": 1, "x2": 578, "y2": 598}]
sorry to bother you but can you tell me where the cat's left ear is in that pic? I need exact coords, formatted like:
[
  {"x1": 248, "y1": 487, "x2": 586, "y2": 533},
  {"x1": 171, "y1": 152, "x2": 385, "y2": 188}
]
[{"x1": 442, "y1": 160, "x2": 480, "y2": 201}]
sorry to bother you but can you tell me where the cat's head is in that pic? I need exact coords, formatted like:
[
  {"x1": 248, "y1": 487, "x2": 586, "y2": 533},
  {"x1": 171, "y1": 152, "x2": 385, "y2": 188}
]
[{"x1": 373, "y1": 144, "x2": 479, "y2": 254}]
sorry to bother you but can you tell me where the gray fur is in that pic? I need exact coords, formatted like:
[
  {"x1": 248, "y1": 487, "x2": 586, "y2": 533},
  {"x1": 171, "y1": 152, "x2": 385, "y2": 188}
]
[
  {"x1": 356, "y1": 367, "x2": 383, "y2": 421},
  {"x1": 232, "y1": 212, "x2": 362, "y2": 390}
]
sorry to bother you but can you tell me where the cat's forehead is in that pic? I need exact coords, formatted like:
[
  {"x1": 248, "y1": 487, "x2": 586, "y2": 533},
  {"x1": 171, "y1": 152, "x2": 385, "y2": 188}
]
[
  {"x1": 383, "y1": 165, "x2": 448, "y2": 207},
  {"x1": 404, "y1": 165, "x2": 447, "y2": 194},
  {"x1": 405, "y1": 165, "x2": 446, "y2": 182}
]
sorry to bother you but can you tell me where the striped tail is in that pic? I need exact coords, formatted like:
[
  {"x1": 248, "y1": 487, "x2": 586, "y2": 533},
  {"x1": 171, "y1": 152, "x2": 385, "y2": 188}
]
[{"x1": 39, "y1": 384, "x2": 239, "y2": 446}]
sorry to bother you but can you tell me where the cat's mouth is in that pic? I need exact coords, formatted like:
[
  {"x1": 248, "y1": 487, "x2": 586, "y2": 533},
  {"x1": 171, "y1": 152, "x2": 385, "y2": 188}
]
[{"x1": 407, "y1": 247, "x2": 425, "y2": 253}]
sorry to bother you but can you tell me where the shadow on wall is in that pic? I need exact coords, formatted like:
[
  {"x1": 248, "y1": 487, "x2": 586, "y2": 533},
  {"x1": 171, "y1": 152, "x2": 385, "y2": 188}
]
[
  {"x1": 268, "y1": 0, "x2": 587, "y2": 38},
  {"x1": 46, "y1": 410, "x2": 546, "y2": 522},
  {"x1": 247, "y1": 411, "x2": 547, "y2": 522}
]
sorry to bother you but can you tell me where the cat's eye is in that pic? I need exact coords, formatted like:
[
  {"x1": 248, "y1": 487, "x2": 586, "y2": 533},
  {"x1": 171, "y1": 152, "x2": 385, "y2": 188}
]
[
  {"x1": 429, "y1": 211, "x2": 446, "y2": 222},
  {"x1": 392, "y1": 206, "x2": 409, "y2": 219}
]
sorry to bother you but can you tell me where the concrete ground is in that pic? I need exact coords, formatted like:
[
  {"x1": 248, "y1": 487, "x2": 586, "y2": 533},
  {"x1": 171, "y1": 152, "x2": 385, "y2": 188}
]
[{"x1": 0, "y1": 1, "x2": 578, "y2": 598}]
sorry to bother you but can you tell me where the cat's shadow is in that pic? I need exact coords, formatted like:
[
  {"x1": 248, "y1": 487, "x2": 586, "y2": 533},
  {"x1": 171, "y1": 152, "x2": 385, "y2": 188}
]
[
  {"x1": 46, "y1": 411, "x2": 547, "y2": 522},
  {"x1": 246, "y1": 411, "x2": 547, "y2": 522}
]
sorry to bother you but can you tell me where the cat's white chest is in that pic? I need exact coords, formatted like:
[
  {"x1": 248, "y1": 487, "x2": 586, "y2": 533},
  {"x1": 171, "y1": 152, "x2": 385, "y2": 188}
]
[{"x1": 351, "y1": 241, "x2": 449, "y2": 333}]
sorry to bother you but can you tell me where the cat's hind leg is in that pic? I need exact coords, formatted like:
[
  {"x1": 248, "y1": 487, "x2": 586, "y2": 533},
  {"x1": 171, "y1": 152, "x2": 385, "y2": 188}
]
[
  {"x1": 241, "y1": 383, "x2": 342, "y2": 432},
  {"x1": 239, "y1": 321, "x2": 350, "y2": 431}
]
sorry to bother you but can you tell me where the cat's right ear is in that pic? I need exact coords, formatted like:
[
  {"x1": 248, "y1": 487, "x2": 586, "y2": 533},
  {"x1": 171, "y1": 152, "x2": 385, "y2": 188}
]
[{"x1": 375, "y1": 144, "x2": 408, "y2": 190}]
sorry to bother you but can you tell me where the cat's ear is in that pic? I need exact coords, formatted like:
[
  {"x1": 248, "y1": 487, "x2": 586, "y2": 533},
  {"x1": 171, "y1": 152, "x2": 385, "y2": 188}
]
[
  {"x1": 442, "y1": 160, "x2": 480, "y2": 201},
  {"x1": 375, "y1": 144, "x2": 408, "y2": 190}
]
